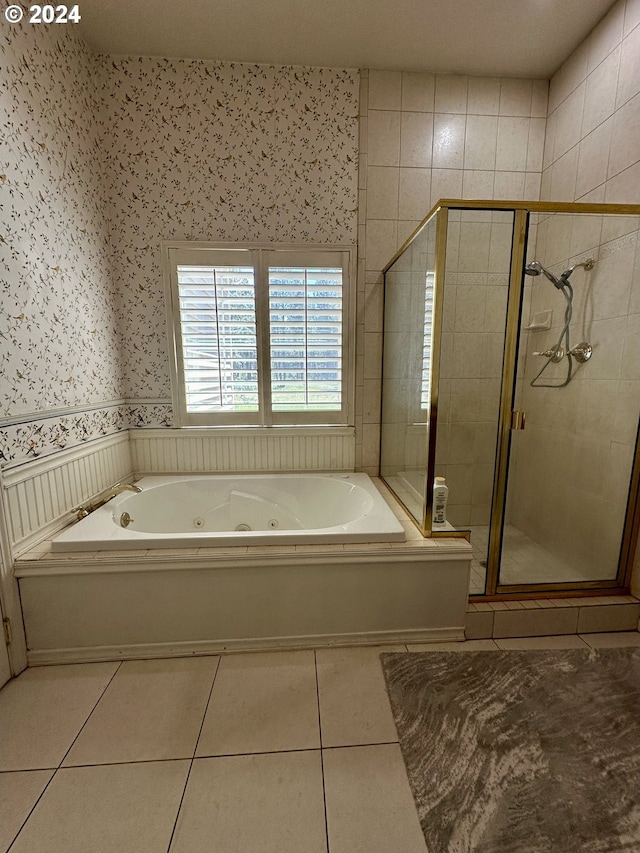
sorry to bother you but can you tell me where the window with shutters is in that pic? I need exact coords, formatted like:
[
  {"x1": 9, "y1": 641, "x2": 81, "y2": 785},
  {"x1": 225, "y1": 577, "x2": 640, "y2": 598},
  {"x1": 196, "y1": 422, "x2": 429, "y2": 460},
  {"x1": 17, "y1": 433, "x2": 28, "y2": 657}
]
[{"x1": 164, "y1": 244, "x2": 355, "y2": 427}]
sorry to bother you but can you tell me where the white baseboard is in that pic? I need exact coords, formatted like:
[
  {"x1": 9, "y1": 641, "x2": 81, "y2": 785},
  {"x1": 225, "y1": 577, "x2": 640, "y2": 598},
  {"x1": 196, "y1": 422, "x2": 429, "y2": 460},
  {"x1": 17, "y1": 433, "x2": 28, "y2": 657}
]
[{"x1": 26, "y1": 627, "x2": 466, "y2": 665}]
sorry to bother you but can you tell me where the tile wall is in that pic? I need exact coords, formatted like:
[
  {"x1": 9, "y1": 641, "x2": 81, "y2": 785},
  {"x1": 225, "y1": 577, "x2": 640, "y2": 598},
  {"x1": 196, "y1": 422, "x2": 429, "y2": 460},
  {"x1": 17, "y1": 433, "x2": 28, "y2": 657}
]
[
  {"x1": 509, "y1": 0, "x2": 640, "y2": 584},
  {"x1": 358, "y1": 69, "x2": 548, "y2": 499}
]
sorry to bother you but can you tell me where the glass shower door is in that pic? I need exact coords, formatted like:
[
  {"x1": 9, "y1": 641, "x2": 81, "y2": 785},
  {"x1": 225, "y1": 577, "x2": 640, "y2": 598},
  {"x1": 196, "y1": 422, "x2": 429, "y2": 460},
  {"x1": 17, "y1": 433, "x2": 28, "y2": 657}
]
[{"x1": 499, "y1": 211, "x2": 640, "y2": 589}]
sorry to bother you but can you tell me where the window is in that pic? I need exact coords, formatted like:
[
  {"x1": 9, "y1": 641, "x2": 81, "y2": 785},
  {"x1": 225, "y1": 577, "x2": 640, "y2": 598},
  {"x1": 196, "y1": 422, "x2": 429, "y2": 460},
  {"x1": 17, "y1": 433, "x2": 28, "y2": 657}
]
[{"x1": 164, "y1": 244, "x2": 355, "y2": 426}]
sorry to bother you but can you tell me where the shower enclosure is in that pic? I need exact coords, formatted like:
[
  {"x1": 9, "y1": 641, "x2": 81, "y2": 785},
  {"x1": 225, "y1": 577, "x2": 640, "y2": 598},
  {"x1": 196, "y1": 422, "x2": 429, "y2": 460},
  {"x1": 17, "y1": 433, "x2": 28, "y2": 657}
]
[{"x1": 380, "y1": 200, "x2": 640, "y2": 598}]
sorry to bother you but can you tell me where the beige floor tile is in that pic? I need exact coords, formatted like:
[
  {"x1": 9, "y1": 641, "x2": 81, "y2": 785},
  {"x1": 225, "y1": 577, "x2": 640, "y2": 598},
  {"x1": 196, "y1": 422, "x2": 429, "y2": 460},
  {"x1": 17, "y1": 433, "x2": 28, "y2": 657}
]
[
  {"x1": 323, "y1": 744, "x2": 427, "y2": 853},
  {"x1": 196, "y1": 650, "x2": 319, "y2": 756},
  {"x1": 495, "y1": 635, "x2": 590, "y2": 650},
  {"x1": 8, "y1": 760, "x2": 189, "y2": 853},
  {"x1": 63, "y1": 657, "x2": 219, "y2": 766},
  {"x1": 579, "y1": 632, "x2": 640, "y2": 648},
  {"x1": 0, "y1": 770, "x2": 54, "y2": 853},
  {"x1": 316, "y1": 645, "x2": 403, "y2": 747},
  {"x1": 0, "y1": 663, "x2": 118, "y2": 771},
  {"x1": 407, "y1": 639, "x2": 499, "y2": 652},
  {"x1": 171, "y1": 751, "x2": 327, "y2": 853}
]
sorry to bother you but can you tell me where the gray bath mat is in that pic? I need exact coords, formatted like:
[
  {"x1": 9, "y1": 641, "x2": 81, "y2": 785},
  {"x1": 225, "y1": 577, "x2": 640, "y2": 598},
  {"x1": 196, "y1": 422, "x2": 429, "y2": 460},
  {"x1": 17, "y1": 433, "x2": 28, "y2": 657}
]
[{"x1": 380, "y1": 649, "x2": 640, "y2": 853}]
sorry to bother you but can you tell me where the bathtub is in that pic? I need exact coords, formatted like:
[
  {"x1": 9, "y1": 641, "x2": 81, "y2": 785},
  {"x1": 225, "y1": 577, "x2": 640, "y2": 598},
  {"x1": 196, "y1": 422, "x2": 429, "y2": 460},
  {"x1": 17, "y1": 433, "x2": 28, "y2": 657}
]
[{"x1": 51, "y1": 473, "x2": 406, "y2": 551}]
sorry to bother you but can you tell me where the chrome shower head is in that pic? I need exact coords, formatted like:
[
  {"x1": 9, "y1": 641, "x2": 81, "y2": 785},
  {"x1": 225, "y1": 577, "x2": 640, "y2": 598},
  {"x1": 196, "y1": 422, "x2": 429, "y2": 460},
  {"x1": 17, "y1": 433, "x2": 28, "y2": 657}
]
[
  {"x1": 524, "y1": 260, "x2": 562, "y2": 289},
  {"x1": 525, "y1": 260, "x2": 543, "y2": 276}
]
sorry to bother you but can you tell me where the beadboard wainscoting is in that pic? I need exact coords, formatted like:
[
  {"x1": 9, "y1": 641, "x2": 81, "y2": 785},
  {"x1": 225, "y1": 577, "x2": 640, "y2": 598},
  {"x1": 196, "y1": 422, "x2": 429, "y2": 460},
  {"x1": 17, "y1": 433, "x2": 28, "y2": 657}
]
[
  {"x1": 130, "y1": 428, "x2": 356, "y2": 475},
  {"x1": 2, "y1": 433, "x2": 133, "y2": 555}
]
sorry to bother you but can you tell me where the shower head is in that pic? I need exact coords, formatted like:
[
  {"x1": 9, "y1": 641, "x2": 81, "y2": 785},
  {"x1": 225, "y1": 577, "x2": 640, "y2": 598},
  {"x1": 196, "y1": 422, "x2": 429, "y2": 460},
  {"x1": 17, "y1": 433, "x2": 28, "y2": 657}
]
[
  {"x1": 524, "y1": 260, "x2": 543, "y2": 276},
  {"x1": 524, "y1": 260, "x2": 562, "y2": 289}
]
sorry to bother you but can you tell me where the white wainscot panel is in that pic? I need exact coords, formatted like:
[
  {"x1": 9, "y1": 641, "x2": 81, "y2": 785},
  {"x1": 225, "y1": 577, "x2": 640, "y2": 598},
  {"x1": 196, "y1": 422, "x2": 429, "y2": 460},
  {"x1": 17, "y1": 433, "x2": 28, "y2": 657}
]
[
  {"x1": 2, "y1": 433, "x2": 133, "y2": 553},
  {"x1": 130, "y1": 428, "x2": 356, "y2": 474}
]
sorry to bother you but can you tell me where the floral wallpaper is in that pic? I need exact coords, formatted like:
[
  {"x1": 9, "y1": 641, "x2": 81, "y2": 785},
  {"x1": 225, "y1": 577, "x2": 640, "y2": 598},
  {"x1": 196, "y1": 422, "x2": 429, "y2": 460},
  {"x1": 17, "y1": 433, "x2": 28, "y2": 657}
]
[
  {"x1": 0, "y1": 403, "x2": 172, "y2": 465},
  {"x1": 97, "y1": 57, "x2": 359, "y2": 401},
  {"x1": 1, "y1": 22, "x2": 358, "y2": 465},
  {"x1": 0, "y1": 18, "x2": 124, "y2": 423}
]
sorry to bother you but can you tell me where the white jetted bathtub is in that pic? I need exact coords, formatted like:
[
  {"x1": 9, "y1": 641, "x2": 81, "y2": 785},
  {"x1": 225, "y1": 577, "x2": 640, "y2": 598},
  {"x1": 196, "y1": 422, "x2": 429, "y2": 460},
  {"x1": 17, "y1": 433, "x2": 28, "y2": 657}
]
[{"x1": 52, "y1": 473, "x2": 406, "y2": 551}]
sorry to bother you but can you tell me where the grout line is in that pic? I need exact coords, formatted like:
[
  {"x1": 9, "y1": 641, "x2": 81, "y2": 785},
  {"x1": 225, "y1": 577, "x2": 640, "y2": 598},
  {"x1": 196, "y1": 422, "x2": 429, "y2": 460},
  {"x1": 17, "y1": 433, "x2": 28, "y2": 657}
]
[
  {"x1": 57, "y1": 661, "x2": 123, "y2": 767},
  {"x1": 6, "y1": 661, "x2": 124, "y2": 853},
  {"x1": 314, "y1": 650, "x2": 330, "y2": 853},
  {"x1": 321, "y1": 741, "x2": 400, "y2": 752},
  {"x1": 6, "y1": 769, "x2": 57, "y2": 853},
  {"x1": 166, "y1": 655, "x2": 222, "y2": 852}
]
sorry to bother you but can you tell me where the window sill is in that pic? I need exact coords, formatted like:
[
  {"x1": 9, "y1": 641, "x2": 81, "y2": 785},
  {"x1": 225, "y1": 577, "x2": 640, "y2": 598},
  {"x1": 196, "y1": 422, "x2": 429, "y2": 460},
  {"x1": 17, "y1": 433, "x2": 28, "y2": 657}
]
[{"x1": 129, "y1": 425, "x2": 356, "y2": 437}]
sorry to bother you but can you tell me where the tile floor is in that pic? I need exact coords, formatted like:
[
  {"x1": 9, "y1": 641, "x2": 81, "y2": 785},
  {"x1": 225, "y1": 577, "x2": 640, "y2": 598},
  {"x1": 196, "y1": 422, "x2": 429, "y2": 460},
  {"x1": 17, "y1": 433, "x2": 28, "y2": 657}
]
[{"x1": 1, "y1": 632, "x2": 639, "y2": 852}]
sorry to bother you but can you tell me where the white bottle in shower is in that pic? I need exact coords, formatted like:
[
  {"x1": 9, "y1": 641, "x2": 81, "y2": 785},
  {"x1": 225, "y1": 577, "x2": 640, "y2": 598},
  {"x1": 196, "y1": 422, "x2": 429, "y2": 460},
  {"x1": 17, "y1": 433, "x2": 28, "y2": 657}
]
[{"x1": 433, "y1": 477, "x2": 449, "y2": 525}]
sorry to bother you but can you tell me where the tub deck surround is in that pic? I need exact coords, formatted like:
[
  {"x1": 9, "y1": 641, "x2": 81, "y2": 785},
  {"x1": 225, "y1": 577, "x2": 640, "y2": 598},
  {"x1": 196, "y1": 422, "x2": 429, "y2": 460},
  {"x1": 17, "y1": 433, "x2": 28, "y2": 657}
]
[
  {"x1": 15, "y1": 479, "x2": 472, "y2": 663},
  {"x1": 50, "y1": 473, "x2": 406, "y2": 551}
]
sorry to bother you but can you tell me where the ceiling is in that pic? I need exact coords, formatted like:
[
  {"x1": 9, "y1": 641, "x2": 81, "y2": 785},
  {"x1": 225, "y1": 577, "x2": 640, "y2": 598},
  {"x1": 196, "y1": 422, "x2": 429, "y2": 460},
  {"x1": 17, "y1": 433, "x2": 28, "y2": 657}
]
[{"x1": 77, "y1": 0, "x2": 617, "y2": 79}]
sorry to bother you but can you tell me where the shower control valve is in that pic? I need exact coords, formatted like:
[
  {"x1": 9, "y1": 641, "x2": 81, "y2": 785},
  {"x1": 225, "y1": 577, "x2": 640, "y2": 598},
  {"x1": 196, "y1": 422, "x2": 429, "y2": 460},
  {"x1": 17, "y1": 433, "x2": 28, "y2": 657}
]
[{"x1": 533, "y1": 346, "x2": 565, "y2": 362}]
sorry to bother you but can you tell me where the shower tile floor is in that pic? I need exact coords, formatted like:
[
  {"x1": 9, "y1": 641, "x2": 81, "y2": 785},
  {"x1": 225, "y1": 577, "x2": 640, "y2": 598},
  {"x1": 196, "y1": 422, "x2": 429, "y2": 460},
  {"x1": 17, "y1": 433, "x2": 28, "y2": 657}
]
[
  {"x1": 468, "y1": 525, "x2": 614, "y2": 594},
  {"x1": 2, "y1": 633, "x2": 639, "y2": 852}
]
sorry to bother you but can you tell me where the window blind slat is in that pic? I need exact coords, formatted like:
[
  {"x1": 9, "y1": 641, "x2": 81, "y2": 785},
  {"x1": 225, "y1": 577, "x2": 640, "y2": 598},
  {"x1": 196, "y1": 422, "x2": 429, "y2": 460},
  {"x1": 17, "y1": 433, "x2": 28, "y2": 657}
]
[
  {"x1": 177, "y1": 264, "x2": 259, "y2": 413},
  {"x1": 268, "y1": 266, "x2": 342, "y2": 412}
]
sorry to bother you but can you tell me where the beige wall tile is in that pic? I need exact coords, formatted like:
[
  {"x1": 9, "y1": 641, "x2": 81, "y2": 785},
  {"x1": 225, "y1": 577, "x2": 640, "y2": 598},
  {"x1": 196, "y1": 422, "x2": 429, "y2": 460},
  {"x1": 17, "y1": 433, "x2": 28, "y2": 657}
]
[
  {"x1": 367, "y1": 110, "x2": 401, "y2": 166},
  {"x1": 617, "y1": 24, "x2": 640, "y2": 108},
  {"x1": 368, "y1": 70, "x2": 402, "y2": 111},
  {"x1": 548, "y1": 40, "x2": 589, "y2": 113},
  {"x1": 575, "y1": 118, "x2": 613, "y2": 197},
  {"x1": 462, "y1": 170, "x2": 495, "y2": 199},
  {"x1": 365, "y1": 219, "x2": 398, "y2": 270},
  {"x1": 553, "y1": 83, "x2": 586, "y2": 160},
  {"x1": 398, "y1": 168, "x2": 431, "y2": 219},
  {"x1": 582, "y1": 47, "x2": 620, "y2": 137},
  {"x1": 401, "y1": 72, "x2": 435, "y2": 112},
  {"x1": 531, "y1": 79, "x2": 550, "y2": 117},
  {"x1": 435, "y1": 74, "x2": 468, "y2": 113},
  {"x1": 496, "y1": 117, "x2": 530, "y2": 171},
  {"x1": 624, "y1": 0, "x2": 640, "y2": 35},
  {"x1": 499, "y1": 78, "x2": 533, "y2": 116},
  {"x1": 587, "y1": 0, "x2": 625, "y2": 73},
  {"x1": 433, "y1": 114, "x2": 466, "y2": 169},
  {"x1": 366, "y1": 166, "x2": 399, "y2": 219},
  {"x1": 400, "y1": 112, "x2": 434, "y2": 167},
  {"x1": 608, "y1": 92, "x2": 640, "y2": 178},
  {"x1": 467, "y1": 77, "x2": 501, "y2": 115},
  {"x1": 464, "y1": 115, "x2": 498, "y2": 170}
]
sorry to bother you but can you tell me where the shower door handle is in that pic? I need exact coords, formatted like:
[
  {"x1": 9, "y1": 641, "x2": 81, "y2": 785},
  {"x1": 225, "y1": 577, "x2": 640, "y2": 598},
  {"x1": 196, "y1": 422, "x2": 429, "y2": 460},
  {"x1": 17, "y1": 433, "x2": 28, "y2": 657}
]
[{"x1": 510, "y1": 410, "x2": 526, "y2": 430}]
